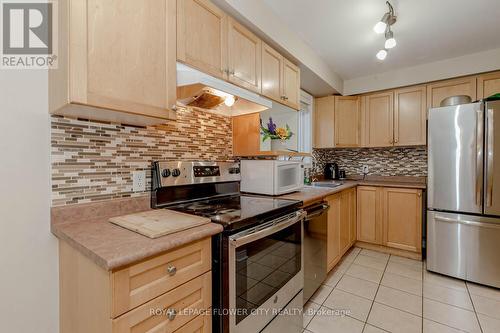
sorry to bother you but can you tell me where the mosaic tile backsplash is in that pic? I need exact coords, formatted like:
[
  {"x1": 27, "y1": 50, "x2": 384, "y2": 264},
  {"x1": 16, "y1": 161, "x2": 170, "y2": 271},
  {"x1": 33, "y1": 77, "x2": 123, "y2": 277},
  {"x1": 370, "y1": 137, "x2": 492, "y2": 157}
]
[
  {"x1": 51, "y1": 107, "x2": 232, "y2": 206},
  {"x1": 312, "y1": 147, "x2": 427, "y2": 177}
]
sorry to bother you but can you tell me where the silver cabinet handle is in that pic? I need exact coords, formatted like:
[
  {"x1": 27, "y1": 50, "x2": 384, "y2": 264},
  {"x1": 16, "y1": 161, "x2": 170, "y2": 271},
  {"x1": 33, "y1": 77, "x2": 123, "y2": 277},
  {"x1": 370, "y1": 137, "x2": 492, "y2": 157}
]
[
  {"x1": 230, "y1": 69, "x2": 235, "y2": 75},
  {"x1": 166, "y1": 308, "x2": 177, "y2": 321},
  {"x1": 486, "y1": 108, "x2": 494, "y2": 207},
  {"x1": 476, "y1": 109, "x2": 484, "y2": 207},
  {"x1": 167, "y1": 265, "x2": 177, "y2": 276},
  {"x1": 171, "y1": 104, "x2": 178, "y2": 111},
  {"x1": 435, "y1": 215, "x2": 500, "y2": 229}
]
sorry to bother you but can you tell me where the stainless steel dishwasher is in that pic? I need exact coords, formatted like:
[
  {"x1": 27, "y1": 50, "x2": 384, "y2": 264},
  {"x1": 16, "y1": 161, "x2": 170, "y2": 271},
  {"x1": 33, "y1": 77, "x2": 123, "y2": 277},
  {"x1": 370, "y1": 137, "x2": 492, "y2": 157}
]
[{"x1": 303, "y1": 201, "x2": 329, "y2": 303}]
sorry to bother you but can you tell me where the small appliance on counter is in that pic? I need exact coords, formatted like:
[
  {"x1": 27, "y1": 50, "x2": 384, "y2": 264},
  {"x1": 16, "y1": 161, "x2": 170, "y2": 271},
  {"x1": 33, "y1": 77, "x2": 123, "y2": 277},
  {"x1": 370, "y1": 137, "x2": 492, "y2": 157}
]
[
  {"x1": 338, "y1": 169, "x2": 346, "y2": 180},
  {"x1": 324, "y1": 162, "x2": 339, "y2": 180},
  {"x1": 240, "y1": 159, "x2": 304, "y2": 195}
]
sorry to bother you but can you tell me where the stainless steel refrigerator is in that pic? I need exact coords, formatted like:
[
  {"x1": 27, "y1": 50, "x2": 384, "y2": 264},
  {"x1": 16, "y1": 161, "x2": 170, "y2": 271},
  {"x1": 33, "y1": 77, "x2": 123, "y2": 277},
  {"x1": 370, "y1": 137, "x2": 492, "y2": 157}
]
[{"x1": 427, "y1": 99, "x2": 500, "y2": 288}]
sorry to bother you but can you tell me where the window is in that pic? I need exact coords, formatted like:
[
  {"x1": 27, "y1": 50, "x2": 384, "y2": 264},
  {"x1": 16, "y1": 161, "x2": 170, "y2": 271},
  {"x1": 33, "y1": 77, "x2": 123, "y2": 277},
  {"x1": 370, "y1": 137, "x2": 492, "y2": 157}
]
[{"x1": 298, "y1": 90, "x2": 313, "y2": 166}]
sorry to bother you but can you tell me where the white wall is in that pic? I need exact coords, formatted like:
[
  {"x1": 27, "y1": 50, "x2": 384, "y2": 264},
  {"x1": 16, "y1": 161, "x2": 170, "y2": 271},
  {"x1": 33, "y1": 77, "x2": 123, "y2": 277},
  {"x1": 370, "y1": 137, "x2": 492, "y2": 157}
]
[
  {"x1": 0, "y1": 69, "x2": 59, "y2": 332},
  {"x1": 344, "y1": 48, "x2": 500, "y2": 95}
]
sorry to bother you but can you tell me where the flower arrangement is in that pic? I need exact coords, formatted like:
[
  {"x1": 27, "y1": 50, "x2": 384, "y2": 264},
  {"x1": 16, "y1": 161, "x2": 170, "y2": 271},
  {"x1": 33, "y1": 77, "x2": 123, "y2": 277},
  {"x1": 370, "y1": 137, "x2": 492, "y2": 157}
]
[{"x1": 260, "y1": 117, "x2": 293, "y2": 142}]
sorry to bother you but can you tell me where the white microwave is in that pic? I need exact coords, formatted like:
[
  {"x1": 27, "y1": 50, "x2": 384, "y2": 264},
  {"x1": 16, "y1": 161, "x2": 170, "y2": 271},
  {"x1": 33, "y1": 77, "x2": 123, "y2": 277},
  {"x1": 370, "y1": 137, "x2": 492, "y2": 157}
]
[{"x1": 240, "y1": 160, "x2": 304, "y2": 195}]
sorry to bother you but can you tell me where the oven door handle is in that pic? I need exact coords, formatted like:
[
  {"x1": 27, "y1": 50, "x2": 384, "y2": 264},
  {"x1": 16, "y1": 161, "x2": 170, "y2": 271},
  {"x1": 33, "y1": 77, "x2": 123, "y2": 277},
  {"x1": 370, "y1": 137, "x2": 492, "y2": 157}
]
[{"x1": 229, "y1": 211, "x2": 305, "y2": 248}]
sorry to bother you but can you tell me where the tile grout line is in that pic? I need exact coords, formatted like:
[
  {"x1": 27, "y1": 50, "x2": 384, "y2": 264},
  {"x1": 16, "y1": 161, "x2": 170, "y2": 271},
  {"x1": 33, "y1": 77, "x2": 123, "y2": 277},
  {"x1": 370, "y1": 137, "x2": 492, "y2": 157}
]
[
  {"x1": 465, "y1": 282, "x2": 484, "y2": 333},
  {"x1": 304, "y1": 247, "x2": 360, "y2": 332},
  {"x1": 361, "y1": 252, "x2": 391, "y2": 332}
]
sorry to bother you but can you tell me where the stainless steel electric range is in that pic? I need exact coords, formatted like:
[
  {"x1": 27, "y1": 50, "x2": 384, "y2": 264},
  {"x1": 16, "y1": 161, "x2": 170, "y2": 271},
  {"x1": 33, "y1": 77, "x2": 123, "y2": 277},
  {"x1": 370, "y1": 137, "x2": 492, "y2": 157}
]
[{"x1": 151, "y1": 161, "x2": 305, "y2": 333}]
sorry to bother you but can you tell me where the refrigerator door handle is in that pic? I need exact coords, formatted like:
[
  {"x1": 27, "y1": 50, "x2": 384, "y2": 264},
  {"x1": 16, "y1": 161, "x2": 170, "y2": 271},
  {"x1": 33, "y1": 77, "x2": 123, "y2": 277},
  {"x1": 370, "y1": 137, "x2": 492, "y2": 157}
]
[
  {"x1": 486, "y1": 108, "x2": 494, "y2": 207},
  {"x1": 476, "y1": 110, "x2": 484, "y2": 207},
  {"x1": 435, "y1": 215, "x2": 500, "y2": 229}
]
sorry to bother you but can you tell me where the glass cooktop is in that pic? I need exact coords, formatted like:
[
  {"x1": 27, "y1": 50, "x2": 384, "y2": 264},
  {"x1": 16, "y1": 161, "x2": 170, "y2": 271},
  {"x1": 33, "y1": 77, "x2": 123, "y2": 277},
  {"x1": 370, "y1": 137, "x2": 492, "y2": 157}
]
[{"x1": 167, "y1": 194, "x2": 301, "y2": 231}]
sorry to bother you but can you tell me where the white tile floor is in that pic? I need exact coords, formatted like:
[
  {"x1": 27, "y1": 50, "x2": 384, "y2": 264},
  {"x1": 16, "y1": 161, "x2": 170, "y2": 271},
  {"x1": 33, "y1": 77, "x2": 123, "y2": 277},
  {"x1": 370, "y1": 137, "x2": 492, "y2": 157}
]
[{"x1": 304, "y1": 247, "x2": 500, "y2": 333}]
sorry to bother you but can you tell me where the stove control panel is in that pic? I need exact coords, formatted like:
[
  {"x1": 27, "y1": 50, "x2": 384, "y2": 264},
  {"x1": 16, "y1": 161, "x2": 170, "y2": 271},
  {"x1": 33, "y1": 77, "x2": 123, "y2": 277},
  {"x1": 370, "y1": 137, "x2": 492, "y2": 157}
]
[{"x1": 153, "y1": 161, "x2": 240, "y2": 188}]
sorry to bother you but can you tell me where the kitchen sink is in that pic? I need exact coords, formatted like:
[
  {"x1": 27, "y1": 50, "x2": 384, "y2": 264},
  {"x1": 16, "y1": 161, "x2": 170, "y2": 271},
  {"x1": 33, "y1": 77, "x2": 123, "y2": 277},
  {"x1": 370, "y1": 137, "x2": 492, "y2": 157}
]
[{"x1": 310, "y1": 181, "x2": 345, "y2": 188}]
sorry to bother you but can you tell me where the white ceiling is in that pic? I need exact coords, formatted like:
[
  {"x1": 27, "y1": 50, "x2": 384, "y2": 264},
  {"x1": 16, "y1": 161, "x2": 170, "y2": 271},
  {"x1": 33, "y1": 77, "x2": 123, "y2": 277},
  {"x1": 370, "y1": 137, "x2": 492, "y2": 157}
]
[{"x1": 262, "y1": 0, "x2": 500, "y2": 81}]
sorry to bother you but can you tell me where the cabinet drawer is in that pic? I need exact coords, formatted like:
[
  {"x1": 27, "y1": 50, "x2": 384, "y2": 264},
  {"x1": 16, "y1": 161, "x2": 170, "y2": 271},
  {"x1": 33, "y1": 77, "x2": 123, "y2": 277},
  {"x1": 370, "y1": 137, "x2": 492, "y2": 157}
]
[
  {"x1": 112, "y1": 238, "x2": 211, "y2": 317},
  {"x1": 175, "y1": 313, "x2": 211, "y2": 333},
  {"x1": 113, "y1": 271, "x2": 211, "y2": 333}
]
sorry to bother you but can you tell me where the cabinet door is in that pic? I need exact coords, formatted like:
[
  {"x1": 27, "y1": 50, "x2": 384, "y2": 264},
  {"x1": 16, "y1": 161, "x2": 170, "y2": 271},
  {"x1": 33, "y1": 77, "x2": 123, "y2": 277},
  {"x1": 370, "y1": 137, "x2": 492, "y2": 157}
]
[
  {"x1": 357, "y1": 186, "x2": 382, "y2": 244},
  {"x1": 394, "y1": 85, "x2": 427, "y2": 146},
  {"x1": 362, "y1": 92, "x2": 394, "y2": 147},
  {"x1": 477, "y1": 71, "x2": 500, "y2": 99},
  {"x1": 427, "y1": 76, "x2": 477, "y2": 108},
  {"x1": 327, "y1": 193, "x2": 341, "y2": 271},
  {"x1": 282, "y1": 59, "x2": 301, "y2": 110},
  {"x1": 348, "y1": 188, "x2": 357, "y2": 246},
  {"x1": 177, "y1": 0, "x2": 227, "y2": 79},
  {"x1": 382, "y1": 188, "x2": 422, "y2": 253},
  {"x1": 335, "y1": 96, "x2": 361, "y2": 147},
  {"x1": 339, "y1": 191, "x2": 350, "y2": 256},
  {"x1": 232, "y1": 112, "x2": 261, "y2": 156},
  {"x1": 227, "y1": 17, "x2": 261, "y2": 93},
  {"x1": 261, "y1": 43, "x2": 283, "y2": 102},
  {"x1": 314, "y1": 96, "x2": 335, "y2": 148},
  {"x1": 72, "y1": 0, "x2": 176, "y2": 119}
]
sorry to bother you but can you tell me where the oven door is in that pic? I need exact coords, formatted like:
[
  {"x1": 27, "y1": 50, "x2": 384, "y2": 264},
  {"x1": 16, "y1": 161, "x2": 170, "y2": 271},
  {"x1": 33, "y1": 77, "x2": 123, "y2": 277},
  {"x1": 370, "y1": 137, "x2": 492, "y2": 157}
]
[
  {"x1": 274, "y1": 161, "x2": 304, "y2": 195},
  {"x1": 228, "y1": 210, "x2": 305, "y2": 333}
]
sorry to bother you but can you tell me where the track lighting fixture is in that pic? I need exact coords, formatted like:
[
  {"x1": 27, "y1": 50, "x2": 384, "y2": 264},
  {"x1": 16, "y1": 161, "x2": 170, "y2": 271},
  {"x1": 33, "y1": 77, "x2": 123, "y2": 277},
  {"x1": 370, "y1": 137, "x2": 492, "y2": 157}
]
[{"x1": 373, "y1": 1, "x2": 397, "y2": 60}]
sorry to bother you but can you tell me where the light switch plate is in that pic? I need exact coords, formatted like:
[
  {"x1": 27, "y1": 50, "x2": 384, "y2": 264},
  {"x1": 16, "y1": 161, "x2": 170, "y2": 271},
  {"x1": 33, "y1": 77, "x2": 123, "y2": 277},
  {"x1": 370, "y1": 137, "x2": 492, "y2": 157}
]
[{"x1": 132, "y1": 170, "x2": 146, "y2": 192}]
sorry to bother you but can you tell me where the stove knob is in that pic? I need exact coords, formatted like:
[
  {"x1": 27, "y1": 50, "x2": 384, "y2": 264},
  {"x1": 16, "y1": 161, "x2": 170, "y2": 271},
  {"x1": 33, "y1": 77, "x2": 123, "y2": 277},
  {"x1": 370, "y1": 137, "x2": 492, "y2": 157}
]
[
  {"x1": 229, "y1": 167, "x2": 240, "y2": 174},
  {"x1": 161, "y1": 169, "x2": 171, "y2": 178},
  {"x1": 172, "y1": 168, "x2": 181, "y2": 177}
]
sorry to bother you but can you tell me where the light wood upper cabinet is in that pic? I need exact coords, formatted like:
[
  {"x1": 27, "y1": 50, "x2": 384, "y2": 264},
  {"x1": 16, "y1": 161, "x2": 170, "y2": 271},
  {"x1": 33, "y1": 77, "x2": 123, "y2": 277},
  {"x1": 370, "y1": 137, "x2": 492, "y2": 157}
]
[
  {"x1": 427, "y1": 76, "x2": 477, "y2": 108},
  {"x1": 227, "y1": 17, "x2": 262, "y2": 93},
  {"x1": 177, "y1": 0, "x2": 228, "y2": 79},
  {"x1": 357, "y1": 186, "x2": 382, "y2": 245},
  {"x1": 477, "y1": 71, "x2": 500, "y2": 99},
  {"x1": 335, "y1": 96, "x2": 361, "y2": 147},
  {"x1": 282, "y1": 59, "x2": 301, "y2": 109},
  {"x1": 261, "y1": 43, "x2": 283, "y2": 102},
  {"x1": 232, "y1": 112, "x2": 261, "y2": 156},
  {"x1": 394, "y1": 85, "x2": 427, "y2": 146},
  {"x1": 362, "y1": 91, "x2": 394, "y2": 147},
  {"x1": 382, "y1": 188, "x2": 422, "y2": 253},
  {"x1": 327, "y1": 193, "x2": 341, "y2": 271},
  {"x1": 50, "y1": 0, "x2": 177, "y2": 125},
  {"x1": 314, "y1": 96, "x2": 335, "y2": 148}
]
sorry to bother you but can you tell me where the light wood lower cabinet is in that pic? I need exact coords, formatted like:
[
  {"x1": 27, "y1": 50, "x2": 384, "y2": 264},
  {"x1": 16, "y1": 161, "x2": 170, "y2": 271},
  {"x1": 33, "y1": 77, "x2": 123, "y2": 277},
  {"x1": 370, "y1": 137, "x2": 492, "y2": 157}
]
[
  {"x1": 327, "y1": 187, "x2": 357, "y2": 271},
  {"x1": 382, "y1": 188, "x2": 422, "y2": 253},
  {"x1": 357, "y1": 186, "x2": 422, "y2": 253},
  {"x1": 356, "y1": 186, "x2": 383, "y2": 244},
  {"x1": 59, "y1": 238, "x2": 213, "y2": 333},
  {"x1": 326, "y1": 193, "x2": 341, "y2": 271}
]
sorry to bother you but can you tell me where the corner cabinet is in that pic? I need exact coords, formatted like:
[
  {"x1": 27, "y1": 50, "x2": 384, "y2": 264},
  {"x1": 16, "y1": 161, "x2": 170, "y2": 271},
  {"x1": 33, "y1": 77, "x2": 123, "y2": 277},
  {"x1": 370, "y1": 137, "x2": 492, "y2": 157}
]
[
  {"x1": 177, "y1": 0, "x2": 228, "y2": 79},
  {"x1": 50, "y1": 0, "x2": 177, "y2": 126},
  {"x1": 335, "y1": 96, "x2": 361, "y2": 147},
  {"x1": 314, "y1": 96, "x2": 335, "y2": 148}
]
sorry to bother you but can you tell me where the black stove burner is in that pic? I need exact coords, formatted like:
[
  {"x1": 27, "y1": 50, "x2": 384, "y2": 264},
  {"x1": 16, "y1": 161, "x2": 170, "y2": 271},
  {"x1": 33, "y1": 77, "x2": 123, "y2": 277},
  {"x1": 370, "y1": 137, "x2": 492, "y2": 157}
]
[{"x1": 167, "y1": 194, "x2": 301, "y2": 232}]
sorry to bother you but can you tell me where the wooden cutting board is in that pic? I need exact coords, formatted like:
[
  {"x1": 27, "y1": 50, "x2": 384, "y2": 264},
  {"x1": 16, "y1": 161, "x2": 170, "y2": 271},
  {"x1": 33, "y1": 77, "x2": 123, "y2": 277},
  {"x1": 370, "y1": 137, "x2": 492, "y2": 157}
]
[{"x1": 109, "y1": 209, "x2": 211, "y2": 239}]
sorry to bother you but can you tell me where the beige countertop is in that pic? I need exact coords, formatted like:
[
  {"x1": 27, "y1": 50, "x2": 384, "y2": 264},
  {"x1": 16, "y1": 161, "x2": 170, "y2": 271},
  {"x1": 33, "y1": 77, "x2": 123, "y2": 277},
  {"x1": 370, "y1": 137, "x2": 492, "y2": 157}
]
[
  {"x1": 279, "y1": 176, "x2": 426, "y2": 206},
  {"x1": 51, "y1": 196, "x2": 223, "y2": 271}
]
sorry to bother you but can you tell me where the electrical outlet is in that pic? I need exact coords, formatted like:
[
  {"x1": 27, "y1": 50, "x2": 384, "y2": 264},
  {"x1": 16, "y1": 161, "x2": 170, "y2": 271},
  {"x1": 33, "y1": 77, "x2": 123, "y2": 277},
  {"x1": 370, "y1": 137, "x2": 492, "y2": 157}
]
[
  {"x1": 132, "y1": 170, "x2": 146, "y2": 192},
  {"x1": 362, "y1": 165, "x2": 369, "y2": 175}
]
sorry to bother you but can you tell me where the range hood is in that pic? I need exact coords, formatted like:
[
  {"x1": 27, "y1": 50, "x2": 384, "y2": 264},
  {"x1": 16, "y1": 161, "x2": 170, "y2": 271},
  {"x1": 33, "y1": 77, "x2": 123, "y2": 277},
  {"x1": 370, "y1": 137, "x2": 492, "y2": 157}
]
[{"x1": 176, "y1": 62, "x2": 272, "y2": 116}]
